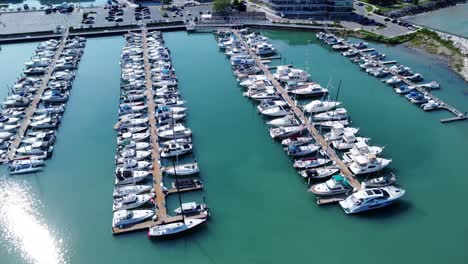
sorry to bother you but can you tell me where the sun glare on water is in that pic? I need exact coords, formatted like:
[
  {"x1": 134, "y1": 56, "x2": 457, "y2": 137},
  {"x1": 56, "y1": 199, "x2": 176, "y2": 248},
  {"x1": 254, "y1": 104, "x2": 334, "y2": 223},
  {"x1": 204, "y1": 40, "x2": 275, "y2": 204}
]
[{"x1": 0, "y1": 177, "x2": 67, "y2": 264}]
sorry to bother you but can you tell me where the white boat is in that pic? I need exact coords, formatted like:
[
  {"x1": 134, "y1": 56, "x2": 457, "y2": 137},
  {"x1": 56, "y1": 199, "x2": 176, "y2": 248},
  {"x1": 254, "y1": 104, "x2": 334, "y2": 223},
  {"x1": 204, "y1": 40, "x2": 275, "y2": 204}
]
[
  {"x1": 324, "y1": 124, "x2": 359, "y2": 141},
  {"x1": 289, "y1": 83, "x2": 328, "y2": 97},
  {"x1": 421, "y1": 100, "x2": 442, "y2": 111},
  {"x1": 332, "y1": 132, "x2": 369, "y2": 150},
  {"x1": 9, "y1": 164, "x2": 43, "y2": 175},
  {"x1": 158, "y1": 125, "x2": 192, "y2": 139},
  {"x1": 8, "y1": 157, "x2": 45, "y2": 168},
  {"x1": 160, "y1": 143, "x2": 192, "y2": 158},
  {"x1": 419, "y1": 81, "x2": 440, "y2": 90},
  {"x1": 267, "y1": 115, "x2": 300, "y2": 127},
  {"x1": 239, "y1": 75, "x2": 267, "y2": 87},
  {"x1": 113, "y1": 185, "x2": 153, "y2": 198},
  {"x1": 342, "y1": 141, "x2": 384, "y2": 163},
  {"x1": 160, "y1": 138, "x2": 192, "y2": 147},
  {"x1": 120, "y1": 141, "x2": 150, "y2": 150},
  {"x1": 164, "y1": 163, "x2": 199, "y2": 176},
  {"x1": 313, "y1": 120, "x2": 351, "y2": 129},
  {"x1": 303, "y1": 100, "x2": 341, "y2": 113},
  {"x1": 174, "y1": 202, "x2": 208, "y2": 215},
  {"x1": 148, "y1": 218, "x2": 207, "y2": 238},
  {"x1": 293, "y1": 158, "x2": 329, "y2": 169},
  {"x1": 309, "y1": 174, "x2": 352, "y2": 196},
  {"x1": 115, "y1": 174, "x2": 149, "y2": 185},
  {"x1": 285, "y1": 144, "x2": 319, "y2": 157},
  {"x1": 0, "y1": 132, "x2": 13, "y2": 139},
  {"x1": 259, "y1": 105, "x2": 290, "y2": 117},
  {"x1": 348, "y1": 154, "x2": 392, "y2": 175},
  {"x1": 117, "y1": 149, "x2": 151, "y2": 161},
  {"x1": 281, "y1": 136, "x2": 314, "y2": 147},
  {"x1": 339, "y1": 186, "x2": 405, "y2": 214},
  {"x1": 313, "y1": 108, "x2": 348, "y2": 121},
  {"x1": 113, "y1": 194, "x2": 152, "y2": 211},
  {"x1": 112, "y1": 209, "x2": 154, "y2": 228},
  {"x1": 269, "y1": 125, "x2": 305, "y2": 139},
  {"x1": 120, "y1": 160, "x2": 152, "y2": 170},
  {"x1": 298, "y1": 166, "x2": 340, "y2": 179}
]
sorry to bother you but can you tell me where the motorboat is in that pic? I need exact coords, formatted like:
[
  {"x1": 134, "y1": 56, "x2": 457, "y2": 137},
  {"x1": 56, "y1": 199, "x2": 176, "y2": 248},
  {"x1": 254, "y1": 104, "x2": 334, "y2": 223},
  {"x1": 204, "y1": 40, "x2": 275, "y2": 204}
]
[
  {"x1": 160, "y1": 138, "x2": 192, "y2": 147},
  {"x1": 158, "y1": 125, "x2": 191, "y2": 139},
  {"x1": 9, "y1": 163, "x2": 43, "y2": 175},
  {"x1": 348, "y1": 154, "x2": 392, "y2": 175},
  {"x1": 259, "y1": 105, "x2": 290, "y2": 117},
  {"x1": 8, "y1": 157, "x2": 45, "y2": 168},
  {"x1": 313, "y1": 120, "x2": 351, "y2": 129},
  {"x1": 119, "y1": 140, "x2": 150, "y2": 150},
  {"x1": 119, "y1": 131, "x2": 150, "y2": 143},
  {"x1": 293, "y1": 158, "x2": 329, "y2": 169},
  {"x1": 324, "y1": 124, "x2": 359, "y2": 141},
  {"x1": 147, "y1": 218, "x2": 207, "y2": 238},
  {"x1": 419, "y1": 81, "x2": 440, "y2": 90},
  {"x1": 160, "y1": 143, "x2": 192, "y2": 158},
  {"x1": 363, "y1": 173, "x2": 397, "y2": 188},
  {"x1": 174, "y1": 202, "x2": 208, "y2": 215},
  {"x1": 281, "y1": 136, "x2": 314, "y2": 147},
  {"x1": 113, "y1": 193, "x2": 152, "y2": 211},
  {"x1": 339, "y1": 186, "x2": 405, "y2": 214},
  {"x1": 267, "y1": 115, "x2": 300, "y2": 127},
  {"x1": 164, "y1": 163, "x2": 199, "y2": 176},
  {"x1": 269, "y1": 125, "x2": 305, "y2": 139},
  {"x1": 285, "y1": 144, "x2": 319, "y2": 157},
  {"x1": 332, "y1": 132, "x2": 369, "y2": 150},
  {"x1": 120, "y1": 160, "x2": 152, "y2": 170},
  {"x1": 256, "y1": 99, "x2": 287, "y2": 112},
  {"x1": 298, "y1": 166, "x2": 340, "y2": 179},
  {"x1": 303, "y1": 100, "x2": 341, "y2": 113},
  {"x1": 112, "y1": 209, "x2": 154, "y2": 228},
  {"x1": 394, "y1": 84, "x2": 415, "y2": 94},
  {"x1": 384, "y1": 76, "x2": 403, "y2": 85},
  {"x1": 406, "y1": 73, "x2": 423, "y2": 82},
  {"x1": 313, "y1": 108, "x2": 348, "y2": 121},
  {"x1": 113, "y1": 185, "x2": 153, "y2": 198},
  {"x1": 309, "y1": 174, "x2": 352, "y2": 196},
  {"x1": 116, "y1": 149, "x2": 151, "y2": 161},
  {"x1": 289, "y1": 83, "x2": 328, "y2": 97},
  {"x1": 115, "y1": 173, "x2": 149, "y2": 186},
  {"x1": 421, "y1": 100, "x2": 443, "y2": 111},
  {"x1": 342, "y1": 141, "x2": 384, "y2": 163}
]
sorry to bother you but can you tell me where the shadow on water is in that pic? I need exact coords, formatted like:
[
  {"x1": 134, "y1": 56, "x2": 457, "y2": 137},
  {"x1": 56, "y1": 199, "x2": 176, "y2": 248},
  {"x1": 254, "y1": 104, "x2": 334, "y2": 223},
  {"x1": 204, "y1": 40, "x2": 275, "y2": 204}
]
[{"x1": 354, "y1": 200, "x2": 412, "y2": 219}]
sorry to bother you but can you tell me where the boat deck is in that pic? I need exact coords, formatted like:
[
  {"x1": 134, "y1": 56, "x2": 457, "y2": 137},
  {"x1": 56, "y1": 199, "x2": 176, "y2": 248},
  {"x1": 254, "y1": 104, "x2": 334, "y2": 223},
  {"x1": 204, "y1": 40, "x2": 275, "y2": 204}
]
[
  {"x1": 352, "y1": 43, "x2": 467, "y2": 123},
  {"x1": 232, "y1": 30, "x2": 361, "y2": 191},
  {"x1": 1, "y1": 29, "x2": 69, "y2": 163}
]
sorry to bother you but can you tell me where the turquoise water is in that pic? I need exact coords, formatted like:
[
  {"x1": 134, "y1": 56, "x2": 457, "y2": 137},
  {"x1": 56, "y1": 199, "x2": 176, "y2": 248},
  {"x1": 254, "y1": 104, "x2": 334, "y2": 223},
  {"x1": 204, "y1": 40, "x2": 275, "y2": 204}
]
[
  {"x1": 406, "y1": 3, "x2": 468, "y2": 37},
  {"x1": 0, "y1": 31, "x2": 467, "y2": 264}
]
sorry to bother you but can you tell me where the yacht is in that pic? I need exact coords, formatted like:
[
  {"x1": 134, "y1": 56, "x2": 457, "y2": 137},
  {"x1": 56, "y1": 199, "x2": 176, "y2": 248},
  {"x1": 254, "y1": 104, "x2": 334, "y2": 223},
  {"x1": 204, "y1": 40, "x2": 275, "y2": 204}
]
[
  {"x1": 113, "y1": 194, "x2": 152, "y2": 211},
  {"x1": 285, "y1": 144, "x2": 319, "y2": 157},
  {"x1": 158, "y1": 125, "x2": 192, "y2": 139},
  {"x1": 293, "y1": 158, "x2": 329, "y2": 169},
  {"x1": 164, "y1": 163, "x2": 199, "y2": 176},
  {"x1": 281, "y1": 136, "x2": 314, "y2": 147},
  {"x1": 148, "y1": 218, "x2": 207, "y2": 238},
  {"x1": 332, "y1": 132, "x2": 369, "y2": 150},
  {"x1": 112, "y1": 209, "x2": 154, "y2": 228},
  {"x1": 394, "y1": 84, "x2": 415, "y2": 94},
  {"x1": 421, "y1": 100, "x2": 442, "y2": 111},
  {"x1": 313, "y1": 108, "x2": 348, "y2": 121},
  {"x1": 253, "y1": 42, "x2": 276, "y2": 56},
  {"x1": 309, "y1": 175, "x2": 352, "y2": 196},
  {"x1": 419, "y1": 81, "x2": 440, "y2": 90},
  {"x1": 160, "y1": 143, "x2": 192, "y2": 158},
  {"x1": 313, "y1": 120, "x2": 351, "y2": 129},
  {"x1": 324, "y1": 124, "x2": 359, "y2": 141},
  {"x1": 339, "y1": 186, "x2": 405, "y2": 214},
  {"x1": 267, "y1": 115, "x2": 300, "y2": 127},
  {"x1": 174, "y1": 202, "x2": 208, "y2": 215},
  {"x1": 363, "y1": 173, "x2": 397, "y2": 188},
  {"x1": 342, "y1": 141, "x2": 384, "y2": 163},
  {"x1": 289, "y1": 83, "x2": 328, "y2": 97},
  {"x1": 269, "y1": 125, "x2": 305, "y2": 139},
  {"x1": 303, "y1": 100, "x2": 341, "y2": 113},
  {"x1": 259, "y1": 105, "x2": 290, "y2": 117},
  {"x1": 348, "y1": 154, "x2": 392, "y2": 175},
  {"x1": 113, "y1": 185, "x2": 153, "y2": 198},
  {"x1": 298, "y1": 166, "x2": 340, "y2": 179}
]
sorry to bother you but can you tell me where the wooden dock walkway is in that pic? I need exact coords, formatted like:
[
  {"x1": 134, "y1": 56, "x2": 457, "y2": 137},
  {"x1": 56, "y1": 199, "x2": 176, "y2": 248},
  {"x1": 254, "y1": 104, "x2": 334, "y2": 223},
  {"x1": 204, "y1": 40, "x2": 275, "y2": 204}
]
[
  {"x1": 3, "y1": 29, "x2": 69, "y2": 162},
  {"x1": 350, "y1": 42, "x2": 467, "y2": 123},
  {"x1": 232, "y1": 30, "x2": 361, "y2": 191},
  {"x1": 141, "y1": 29, "x2": 167, "y2": 224}
]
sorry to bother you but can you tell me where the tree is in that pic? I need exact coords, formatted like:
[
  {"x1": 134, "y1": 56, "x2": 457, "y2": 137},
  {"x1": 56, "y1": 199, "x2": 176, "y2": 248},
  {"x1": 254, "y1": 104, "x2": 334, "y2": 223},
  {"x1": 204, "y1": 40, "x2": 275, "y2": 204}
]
[
  {"x1": 162, "y1": 0, "x2": 173, "y2": 9},
  {"x1": 213, "y1": 0, "x2": 231, "y2": 12}
]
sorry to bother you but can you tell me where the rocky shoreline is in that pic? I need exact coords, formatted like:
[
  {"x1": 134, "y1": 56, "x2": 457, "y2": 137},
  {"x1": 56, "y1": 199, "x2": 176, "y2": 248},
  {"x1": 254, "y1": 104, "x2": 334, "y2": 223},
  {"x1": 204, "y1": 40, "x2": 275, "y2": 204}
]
[{"x1": 384, "y1": 0, "x2": 466, "y2": 18}]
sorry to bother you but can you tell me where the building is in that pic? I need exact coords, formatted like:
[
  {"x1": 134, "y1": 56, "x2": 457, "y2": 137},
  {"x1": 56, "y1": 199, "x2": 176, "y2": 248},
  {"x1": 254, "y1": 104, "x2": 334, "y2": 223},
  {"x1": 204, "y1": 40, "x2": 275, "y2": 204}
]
[{"x1": 262, "y1": 0, "x2": 353, "y2": 19}]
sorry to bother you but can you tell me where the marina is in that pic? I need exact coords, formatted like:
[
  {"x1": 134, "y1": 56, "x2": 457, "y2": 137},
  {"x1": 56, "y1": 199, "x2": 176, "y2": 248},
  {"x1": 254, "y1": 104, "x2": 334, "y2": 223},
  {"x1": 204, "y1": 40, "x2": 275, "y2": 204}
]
[
  {"x1": 0, "y1": 0, "x2": 467, "y2": 260},
  {"x1": 221, "y1": 29, "x2": 403, "y2": 206},
  {"x1": 111, "y1": 29, "x2": 209, "y2": 235},
  {"x1": 316, "y1": 32, "x2": 467, "y2": 123}
]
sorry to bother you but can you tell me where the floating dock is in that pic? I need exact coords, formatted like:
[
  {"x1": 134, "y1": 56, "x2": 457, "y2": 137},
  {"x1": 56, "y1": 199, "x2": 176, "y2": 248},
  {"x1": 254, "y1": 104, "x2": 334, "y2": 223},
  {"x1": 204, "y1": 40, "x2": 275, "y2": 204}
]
[
  {"x1": 232, "y1": 30, "x2": 361, "y2": 192},
  {"x1": 348, "y1": 41, "x2": 467, "y2": 123},
  {"x1": 2, "y1": 29, "x2": 69, "y2": 163}
]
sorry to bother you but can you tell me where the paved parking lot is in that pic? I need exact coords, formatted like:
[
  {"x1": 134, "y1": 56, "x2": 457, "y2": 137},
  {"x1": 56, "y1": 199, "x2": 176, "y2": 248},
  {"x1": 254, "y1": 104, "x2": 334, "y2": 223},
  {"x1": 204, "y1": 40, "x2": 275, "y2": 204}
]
[{"x1": 0, "y1": 4, "x2": 212, "y2": 35}]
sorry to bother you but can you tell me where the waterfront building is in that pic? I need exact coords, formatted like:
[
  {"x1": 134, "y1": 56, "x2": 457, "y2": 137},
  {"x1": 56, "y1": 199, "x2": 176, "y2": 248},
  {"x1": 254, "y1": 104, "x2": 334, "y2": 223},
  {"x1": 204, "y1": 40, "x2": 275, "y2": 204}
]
[{"x1": 262, "y1": 0, "x2": 353, "y2": 18}]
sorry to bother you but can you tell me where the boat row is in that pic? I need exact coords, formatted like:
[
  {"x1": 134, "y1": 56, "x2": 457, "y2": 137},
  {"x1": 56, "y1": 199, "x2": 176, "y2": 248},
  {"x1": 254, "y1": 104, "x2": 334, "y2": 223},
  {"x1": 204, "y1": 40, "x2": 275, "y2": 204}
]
[
  {"x1": 112, "y1": 31, "x2": 208, "y2": 238},
  {"x1": 316, "y1": 32, "x2": 443, "y2": 112},
  {"x1": 2, "y1": 36, "x2": 86, "y2": 175},
  {"x1": 217, "y1": 29, "x2": 405, "y2": 215}
]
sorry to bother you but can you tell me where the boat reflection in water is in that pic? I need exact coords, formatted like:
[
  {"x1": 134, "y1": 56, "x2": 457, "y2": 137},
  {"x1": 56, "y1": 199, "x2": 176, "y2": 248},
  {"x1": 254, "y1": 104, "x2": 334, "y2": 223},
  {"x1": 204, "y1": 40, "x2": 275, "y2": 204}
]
[{"x1": 0, "y1": 176, "x2": 67, "y2": 264}]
